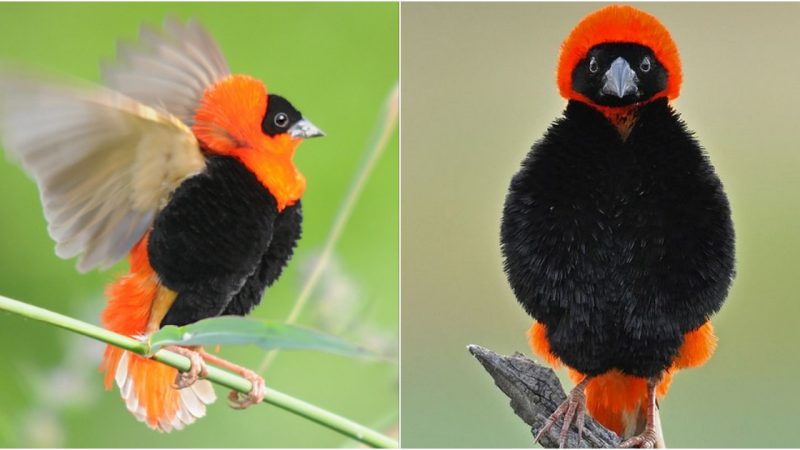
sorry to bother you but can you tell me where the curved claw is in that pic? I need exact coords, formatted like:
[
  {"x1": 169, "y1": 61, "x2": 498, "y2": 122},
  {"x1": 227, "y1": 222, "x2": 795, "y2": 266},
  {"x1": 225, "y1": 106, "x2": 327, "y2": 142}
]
[
  {"x1": 227, "y1": 369, "x2": 265, "y2": 409},
  {"x1": 165, "y1": 346, "x2": 208, "y2": 389},
  {"x1": 535, "y1": 398, "x2": 570, "y2": 443},
  {"x1": 620, "y1": 429, "x2": 658, "y2": 449},
  {"x1": 535, "y1": 377, "x2": 590, "y2": 448},
  {"x1": 192, "y1": 349, "x2": 266, "y2": 410}
]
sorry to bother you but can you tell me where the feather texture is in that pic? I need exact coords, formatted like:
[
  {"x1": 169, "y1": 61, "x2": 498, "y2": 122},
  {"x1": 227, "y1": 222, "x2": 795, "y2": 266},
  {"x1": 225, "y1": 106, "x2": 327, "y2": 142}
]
[
  {"x1": 102, "y1": 17, "x2": 230, "y2": 126},
  {"x1": 0, "y1": 73, "x2": 205, "y2": 271}
]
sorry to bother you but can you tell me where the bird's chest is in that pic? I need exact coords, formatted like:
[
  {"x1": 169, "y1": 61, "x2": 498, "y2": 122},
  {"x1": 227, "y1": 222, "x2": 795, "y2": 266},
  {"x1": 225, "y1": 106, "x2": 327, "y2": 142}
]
[
  {"x1": 533, "y1": 147, "x2": 695, "y2": 375},
  {"x1": 148, "y1": 156, "x2": 282, "y2": 292},
  {"x1": 504, "y1": 100, "x2": 734, "y2": 377},
  {"x1": 553, "y1": 145, "x2": 677, "y2": 273}
]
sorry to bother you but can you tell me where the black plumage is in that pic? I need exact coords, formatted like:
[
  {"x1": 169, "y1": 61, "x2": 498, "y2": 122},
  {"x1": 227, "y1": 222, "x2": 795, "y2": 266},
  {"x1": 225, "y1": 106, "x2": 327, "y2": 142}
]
[
  {"x1": 500, "y1": 98, "x2": 735, "y2": 377},
  {"x1": 262, "y1": 94, "x2": 305, "y2": 136},
  {"x1": 150, "y1": 156, "x2": 302, "y2": 327},
  {"x1": 571, "y1": 43, "x2": 667, "y2": 107},
  {"x1": 223, "y1": 201, "x2": 302, "y2": 317}
]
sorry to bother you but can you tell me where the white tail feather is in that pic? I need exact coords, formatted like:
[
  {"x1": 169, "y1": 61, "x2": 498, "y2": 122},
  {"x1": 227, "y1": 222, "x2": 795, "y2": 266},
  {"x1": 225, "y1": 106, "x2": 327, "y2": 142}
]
[{"x1": 113, "y1": 351, "x2": 217, "y2": 432}]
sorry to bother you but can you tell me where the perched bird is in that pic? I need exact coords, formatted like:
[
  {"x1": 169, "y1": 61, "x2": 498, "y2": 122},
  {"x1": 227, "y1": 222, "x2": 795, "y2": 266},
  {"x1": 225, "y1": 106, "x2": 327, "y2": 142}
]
[
  {"x1": 500, "y1": 5, "x2": 734, "y2": 448},
  {"x1": 0, "y1": 19, "x2": 323, "y2": 431}
]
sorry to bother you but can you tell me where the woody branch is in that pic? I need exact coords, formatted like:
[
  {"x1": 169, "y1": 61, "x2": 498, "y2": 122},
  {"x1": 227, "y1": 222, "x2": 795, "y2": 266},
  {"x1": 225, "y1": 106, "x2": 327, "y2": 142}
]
[{"x1": 467, "y1": 345, "x2": 620, "y2": 448}]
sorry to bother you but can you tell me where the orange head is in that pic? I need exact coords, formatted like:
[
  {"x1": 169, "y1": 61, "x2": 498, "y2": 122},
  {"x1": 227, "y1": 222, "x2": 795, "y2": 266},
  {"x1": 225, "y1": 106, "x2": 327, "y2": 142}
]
[
  {"x1": 192, "y1": 74, "x2": 324, "y2": 211},
  {"x1": 557, "y1": 5, "x2": 682, "y2": 112}
]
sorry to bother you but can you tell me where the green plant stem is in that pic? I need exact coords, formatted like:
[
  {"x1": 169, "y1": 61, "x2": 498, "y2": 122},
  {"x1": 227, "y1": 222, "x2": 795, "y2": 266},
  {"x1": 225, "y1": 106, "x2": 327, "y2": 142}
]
[
  {"x1": 258, "y1": 83, "x2": 399, "y2": 374},
  {"x1": 0, "y1": 294, "x2": 397, "y2": 448}
]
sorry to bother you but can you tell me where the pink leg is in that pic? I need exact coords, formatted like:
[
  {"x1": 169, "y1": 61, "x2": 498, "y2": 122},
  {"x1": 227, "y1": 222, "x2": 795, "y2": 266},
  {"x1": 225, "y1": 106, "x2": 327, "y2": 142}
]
[
  {"x1": 535, "y1": 376, "x2": 591, "y2": 448},
  {"x1": 164, "y1": 345, "x2": 208, "y2": 389},
  {"x1": 199, "y1": 350, "x2": 266, "y2": 409},
  {"x1": 620, "y1": 377, "x2": 661, "y2": 448}
]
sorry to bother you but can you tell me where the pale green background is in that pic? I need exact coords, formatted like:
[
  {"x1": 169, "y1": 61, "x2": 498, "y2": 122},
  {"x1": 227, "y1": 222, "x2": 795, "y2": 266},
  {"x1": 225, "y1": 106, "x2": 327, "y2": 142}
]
[
  {"x1": 0, "y1": 2, "x2": 398, "y2": 447},
  {"x1": 402, "y1": 2, "x2": 800, "y2": 447}
]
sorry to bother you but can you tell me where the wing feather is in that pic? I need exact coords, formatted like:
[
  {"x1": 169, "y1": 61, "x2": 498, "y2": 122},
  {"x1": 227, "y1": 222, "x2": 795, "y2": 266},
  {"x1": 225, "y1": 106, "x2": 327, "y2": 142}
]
[
  {"x1": 102, "y1": 17, "x2": 230, "y2": 126},
  {"x1": 0, "y1": 73, "x2": 205, "y2": 272}
]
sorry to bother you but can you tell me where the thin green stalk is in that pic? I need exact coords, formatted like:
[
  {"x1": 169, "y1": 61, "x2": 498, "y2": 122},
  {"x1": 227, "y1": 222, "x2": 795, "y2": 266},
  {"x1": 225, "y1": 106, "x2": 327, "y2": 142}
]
[
  {"x1": 258, "y1": 83, "x2": 399, "y2": 373},
  {"x1": 340, "y1": 411, "x2": 399, "y2": 449},
  {"x1": 0, "y1": 295, "x2": 398, "y2": 448}
]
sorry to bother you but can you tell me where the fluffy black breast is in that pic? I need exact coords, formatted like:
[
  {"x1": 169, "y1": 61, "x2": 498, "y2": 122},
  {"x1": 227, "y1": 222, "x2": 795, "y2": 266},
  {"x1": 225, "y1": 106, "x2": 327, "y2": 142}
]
[
  {"x1": 150, "y1": 156, "x2": 302, "y2": 327},
  {"x1": 500, "y1": 98, "x2": 735, "y2": 377}
]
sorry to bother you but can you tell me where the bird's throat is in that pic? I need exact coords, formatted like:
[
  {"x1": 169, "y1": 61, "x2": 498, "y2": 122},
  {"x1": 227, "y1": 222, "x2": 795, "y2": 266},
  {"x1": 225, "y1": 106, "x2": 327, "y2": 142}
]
[
  {"x1": 601, "y1": 105, "x2": 641, "y2": 141},
  {"x1": 236, "y1": 151, "x2": 306, "y2": 212}
]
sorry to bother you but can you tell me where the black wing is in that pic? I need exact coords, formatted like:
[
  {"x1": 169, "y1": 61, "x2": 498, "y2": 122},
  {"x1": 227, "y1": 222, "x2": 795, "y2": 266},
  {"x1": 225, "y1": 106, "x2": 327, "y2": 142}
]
[{"x1": 150, "y1": 156, "x2": 279, "y2": 327}]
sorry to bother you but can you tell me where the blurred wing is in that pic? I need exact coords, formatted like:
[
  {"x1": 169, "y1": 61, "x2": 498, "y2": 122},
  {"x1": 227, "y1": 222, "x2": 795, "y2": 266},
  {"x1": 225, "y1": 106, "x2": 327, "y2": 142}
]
[
  {"x1": 0, "y1": 73, "x2": 205, "y2": 272},
  {"x1": 102, "y1": 17, "x2": 230, "y2": 126}
]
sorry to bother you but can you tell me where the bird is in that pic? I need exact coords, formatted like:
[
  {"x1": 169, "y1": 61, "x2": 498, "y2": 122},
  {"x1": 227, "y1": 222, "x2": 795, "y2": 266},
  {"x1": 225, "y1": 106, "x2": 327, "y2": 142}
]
[
  {"x1": 500, "y1": 5, "x2": 735, "y2": 448},
  {"x1": 0, "y1": 18, "x2": 323, "y2": 432}
]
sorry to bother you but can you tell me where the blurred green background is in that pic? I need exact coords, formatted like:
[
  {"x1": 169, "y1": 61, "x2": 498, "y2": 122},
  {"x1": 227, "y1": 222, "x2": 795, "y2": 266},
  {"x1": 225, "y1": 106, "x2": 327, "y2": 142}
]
[
  {"x1": 402, "y1": 2, "x2": 800, "y2": 448},
  {"x1": 0, "y1": 2, "x2": 397, "y2": 447}
]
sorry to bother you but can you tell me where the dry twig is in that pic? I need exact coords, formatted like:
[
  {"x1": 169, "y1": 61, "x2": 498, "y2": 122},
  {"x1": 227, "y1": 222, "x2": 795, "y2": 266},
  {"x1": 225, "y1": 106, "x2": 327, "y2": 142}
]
[{"x1": 468, "y1": 344, "x2": 621, "y2": 448}]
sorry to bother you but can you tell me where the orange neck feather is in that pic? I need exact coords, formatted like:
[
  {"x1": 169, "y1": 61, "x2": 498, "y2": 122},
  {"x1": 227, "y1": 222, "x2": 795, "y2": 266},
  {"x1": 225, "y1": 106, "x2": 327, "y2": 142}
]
[
  {"x1": 558, "y1": 5, "x2": 682, "y2": 103},
  {"x1": 558, "y1": 5, "x2": 682, "y2": 139},
  {"x1": 233, "y1": 141, "x2": 306, "y2": 211},
  {"x1": 192, "y1": 75, "x2": 305, "y2": 211}
]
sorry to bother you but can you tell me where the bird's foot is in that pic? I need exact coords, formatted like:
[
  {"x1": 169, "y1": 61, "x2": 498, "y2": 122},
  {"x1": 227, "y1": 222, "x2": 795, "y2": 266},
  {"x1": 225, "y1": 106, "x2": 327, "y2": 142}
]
[
  {"x1": 226, "y1": 368, "x2": 266, "y2": 409},
  {"x1": 621, "y1": 375, "x2": 663, "y2": 448},
  {"x1": 164, "y1": 345, "x2": 208, "y2": 389},
  {"x1": 197, "y1": 350, "x2": 266, "y2": 409},
  {"x1": 620, "y1": 427, "x2": 659, "y2": 449},
  {"x1": 535, "y1": 377, "x2": 590, "y2": 448}
]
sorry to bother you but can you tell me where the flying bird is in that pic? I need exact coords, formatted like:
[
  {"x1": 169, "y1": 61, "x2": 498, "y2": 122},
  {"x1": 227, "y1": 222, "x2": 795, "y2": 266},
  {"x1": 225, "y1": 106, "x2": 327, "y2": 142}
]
[
  {"x1": 0, "y1": 18, "x2": 323, "y2": 432},
  {"x1": 501, "y1": 5, "x2": 734, "y2": 448}
]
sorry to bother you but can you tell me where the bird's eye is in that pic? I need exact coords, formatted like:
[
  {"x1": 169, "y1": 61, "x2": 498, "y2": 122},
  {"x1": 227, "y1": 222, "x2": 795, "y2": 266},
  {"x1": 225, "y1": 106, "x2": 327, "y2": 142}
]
[
  {"x1": 274, "y1": 113, "x2": 290, "y2": 128},
  {"x1": 640, "y1": 57, "x2": 651, "y2": 73},
  {"x1": 589, "y1": 57, "x2": 599, "y2": 74}
]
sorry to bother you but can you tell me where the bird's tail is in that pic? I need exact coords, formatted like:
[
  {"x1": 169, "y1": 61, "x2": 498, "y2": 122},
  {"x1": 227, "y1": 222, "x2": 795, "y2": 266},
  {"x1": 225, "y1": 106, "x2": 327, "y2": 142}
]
[
  {"x1": 529, "y1": 321, "x2": 717, "y2": 446},
  {"x1": 568, "y1": 368, "x2": 670, "y2": 445},
  {"x1": 98, "y1": 237, "x2": 216, "y2": 432}
]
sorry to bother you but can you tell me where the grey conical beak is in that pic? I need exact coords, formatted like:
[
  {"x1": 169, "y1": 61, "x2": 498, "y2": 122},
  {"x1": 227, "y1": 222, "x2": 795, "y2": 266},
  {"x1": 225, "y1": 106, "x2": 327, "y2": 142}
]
[
  {"x1": 288, "y1": 119, "x2": 325, "y2": 139},
  {"x1": 602, "y1": 57, "x2": 638, "y2": 98}
]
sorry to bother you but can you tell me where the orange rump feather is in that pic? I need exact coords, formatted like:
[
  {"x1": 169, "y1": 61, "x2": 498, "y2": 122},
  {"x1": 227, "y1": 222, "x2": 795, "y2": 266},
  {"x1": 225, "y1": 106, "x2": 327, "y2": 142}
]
[
  {"x1": 527, "y1": 322, "x2": 562, "y2": 368},
  {"x1": 100, "y1": 237, "x2": 157, "y2": 390},
  {"x1": 673, "y1": 321, "x2": 717, "y2": 369},
  {"x1": 528, "y1": 321, "x2": 716, "y2": 436},
  {"x1": 100, "y1": 236, "x2": 215, "y2": 432}
]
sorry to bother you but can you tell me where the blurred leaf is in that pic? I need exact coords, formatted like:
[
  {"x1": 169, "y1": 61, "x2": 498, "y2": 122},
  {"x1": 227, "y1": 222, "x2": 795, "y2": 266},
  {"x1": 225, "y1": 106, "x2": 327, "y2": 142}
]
[{"x1": 148, "y1": 316, "x2": 375, "y2": 360}]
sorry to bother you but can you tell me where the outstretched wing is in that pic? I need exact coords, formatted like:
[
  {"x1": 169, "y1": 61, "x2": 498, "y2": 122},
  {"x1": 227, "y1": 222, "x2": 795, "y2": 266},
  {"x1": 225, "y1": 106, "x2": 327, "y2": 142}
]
[
  {"x1": 0, "y1": 73, "x2": 205, "y2": 272},
  {"x1": 102, "y1": 17, "x2": 230, "y2": 126}
]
